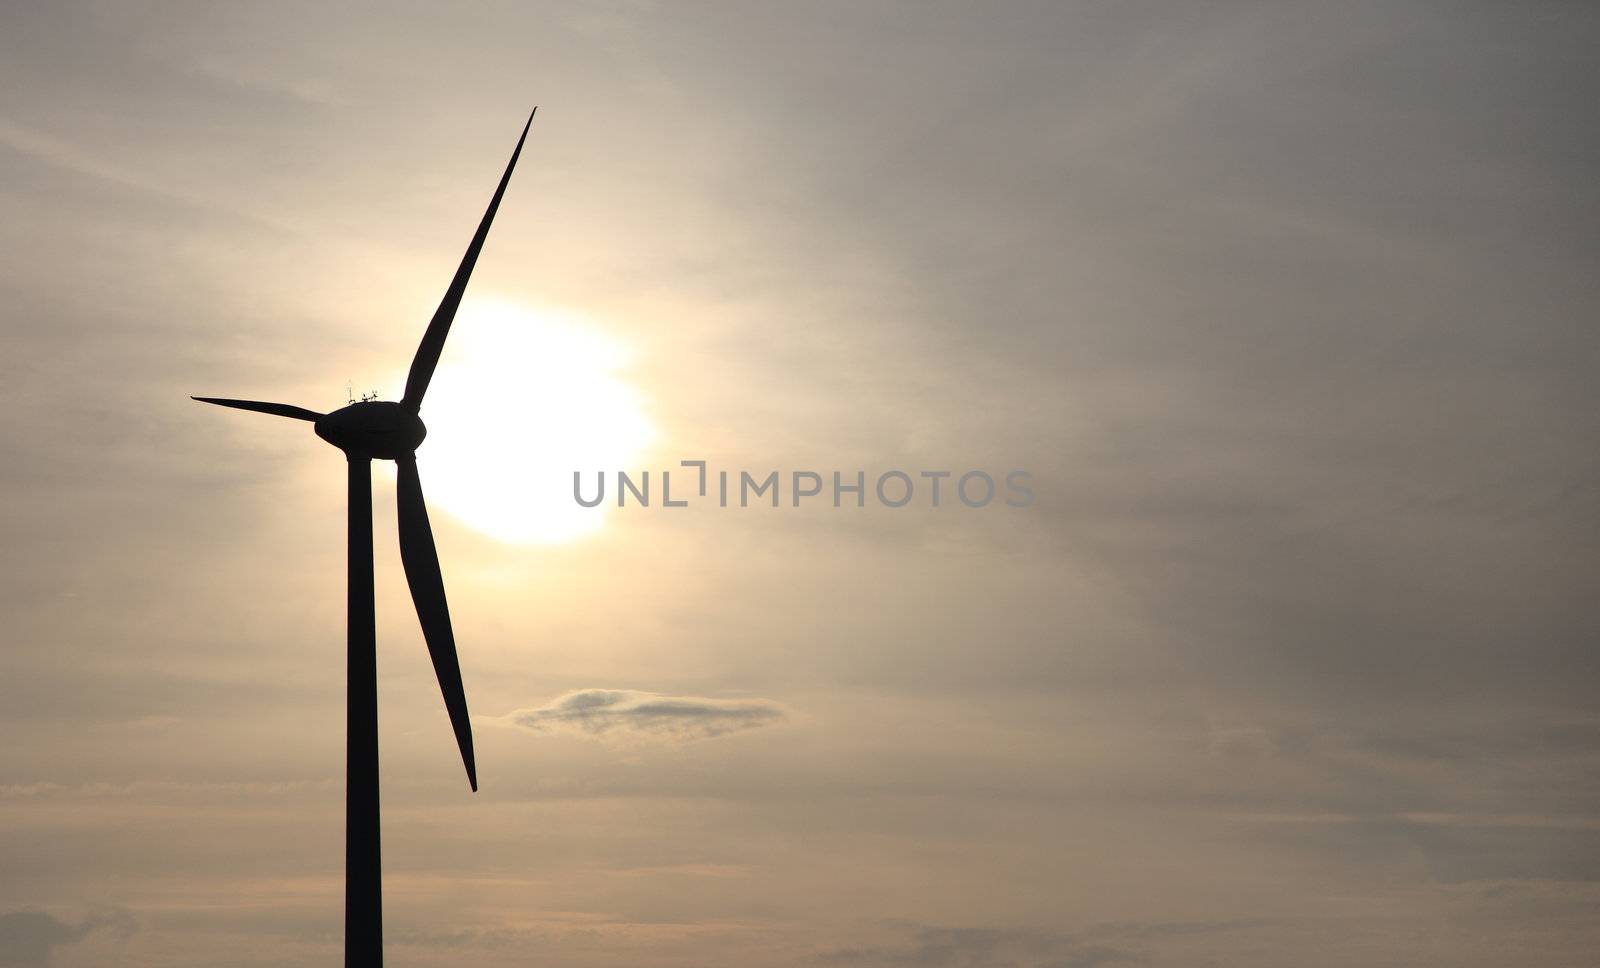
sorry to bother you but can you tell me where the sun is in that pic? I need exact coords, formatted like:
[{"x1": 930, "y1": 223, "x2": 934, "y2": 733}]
[{"x1": 396, "y1": 299, "x2": 654, "y2": 544}]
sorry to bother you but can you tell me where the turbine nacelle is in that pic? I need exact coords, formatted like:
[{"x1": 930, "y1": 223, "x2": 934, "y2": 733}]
[{"x1": 314, "y1": 401, "x2": 427, "y2": 460}]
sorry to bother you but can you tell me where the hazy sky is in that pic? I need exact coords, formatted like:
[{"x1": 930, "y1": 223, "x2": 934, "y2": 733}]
[{"x1": 2, "y1": 2, "x2": 1597, "y2": 966}]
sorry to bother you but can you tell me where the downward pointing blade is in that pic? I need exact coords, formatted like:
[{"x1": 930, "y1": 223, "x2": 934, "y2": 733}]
[
  {"x1": 395, "y1": 455, "x2": 478, "y2": 792},
  {"x1": 191, "y1": 396, "x2": 324, "y2": 421},
  {"x1": 401, "y1": 108, "x2": 537, "y2": 412}
]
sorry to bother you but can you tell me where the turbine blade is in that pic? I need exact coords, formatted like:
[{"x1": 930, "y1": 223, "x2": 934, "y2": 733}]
[
  {"x1": 191, "y1": 396, "x2": 324, "y2": 421},
  {"x1": 395, "y1": 455, "x2": 478, "y2": 792},
  {"x1": 401, "y1": 108, "x2": 537, "y2": 411}
]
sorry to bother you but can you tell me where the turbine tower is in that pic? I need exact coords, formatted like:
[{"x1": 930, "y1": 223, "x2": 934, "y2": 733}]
[{"x1": 193, "y1": 109, "x2": 536, "y2": 966}]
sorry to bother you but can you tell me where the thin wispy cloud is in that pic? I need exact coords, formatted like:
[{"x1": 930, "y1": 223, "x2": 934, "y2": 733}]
[
  {"x1": 505, "y1": 689, "x2": 787, "y2": 742},
  {"x1": 823, "y1": 925, "x2": 1133, "y2": 968},
  {"x1": 0, "y1": 115, "x2": 306, "y2": 241},
  {"x1": 0, "y1": 117, "x2": 141, "y2": 188},
  {"x1": 823, "y1": 920, "x2": 1276, "y2": 968}
]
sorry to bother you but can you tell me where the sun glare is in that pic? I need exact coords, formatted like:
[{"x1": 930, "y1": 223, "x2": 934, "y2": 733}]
[{"x1": 400, "y1": 300, "x2": 655, "y2": 545}]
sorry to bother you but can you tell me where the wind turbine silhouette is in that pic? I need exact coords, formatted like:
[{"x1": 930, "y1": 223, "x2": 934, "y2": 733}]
[{"x1": 193, "y1": 109, "x2": 535, "y2": 966}]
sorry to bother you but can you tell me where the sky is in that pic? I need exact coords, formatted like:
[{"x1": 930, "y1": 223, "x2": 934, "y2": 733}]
[{"x1": 1, "y1": 1, "x2": 1597, "y2": 965}]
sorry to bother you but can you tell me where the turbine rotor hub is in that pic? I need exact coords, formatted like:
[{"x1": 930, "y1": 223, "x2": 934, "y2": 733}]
[{"x1": 315, "y1": 401, "x2": 427, "y2": 459}]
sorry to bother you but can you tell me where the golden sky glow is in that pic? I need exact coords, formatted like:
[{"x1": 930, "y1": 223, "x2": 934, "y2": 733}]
[{"x1": 402, "y1": 299, "x2": 655, "y2": 545}]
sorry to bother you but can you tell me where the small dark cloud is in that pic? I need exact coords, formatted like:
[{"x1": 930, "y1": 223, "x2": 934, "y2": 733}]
[
  {"x1": 0, "y1": 909, "x2": 133, "y2": 967},
  {"x1": 506, "y1": 689, "x2": 786, "y2": 742}
]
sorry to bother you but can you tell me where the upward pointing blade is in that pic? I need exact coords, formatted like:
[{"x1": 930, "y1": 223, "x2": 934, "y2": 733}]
[
  {"x1": 395, "y1": 455, "x2": 478, "y2": 792},
  {"x1": 401, "y1": 108, "x2": 537, "y2": 412},
  {"x1": 191, "y1": 396, "x2": 324, "y2": 421}
]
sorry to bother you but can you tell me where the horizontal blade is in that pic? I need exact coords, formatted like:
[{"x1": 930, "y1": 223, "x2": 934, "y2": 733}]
[
  {"x1": 395, "y1": 455, "x2": 477, "y2": 792},
  {"x1": 191, "y1": 396, "x2": 323, "y2": 421},
  {"x1": 401, "y1": 108, "x2": 537, "y2": 412}
]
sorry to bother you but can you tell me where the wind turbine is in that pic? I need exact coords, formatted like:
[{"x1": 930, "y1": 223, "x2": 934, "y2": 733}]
[{"x1": 193, "y1": 109, "x2": 536, "y2": 966}]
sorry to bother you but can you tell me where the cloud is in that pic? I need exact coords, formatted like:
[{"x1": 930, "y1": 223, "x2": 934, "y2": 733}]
[
  {"x1": 0, "y1": 910, "x2": 134, "y2": 967},
  {"x1": 822, "y1": 920, "x2": 1280, "y2": 968},
  {"x1": 822, "y1": 925, "x2": 1134, "y2": 968},
  {"x1": 505, "y1": 689, "x2": 787, "y2": 743}
]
